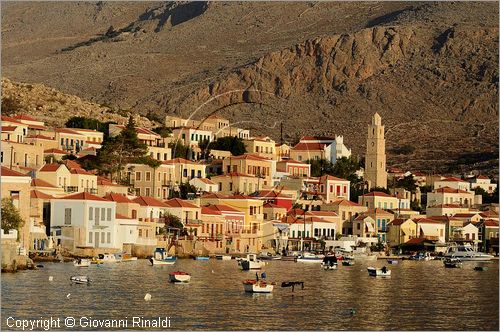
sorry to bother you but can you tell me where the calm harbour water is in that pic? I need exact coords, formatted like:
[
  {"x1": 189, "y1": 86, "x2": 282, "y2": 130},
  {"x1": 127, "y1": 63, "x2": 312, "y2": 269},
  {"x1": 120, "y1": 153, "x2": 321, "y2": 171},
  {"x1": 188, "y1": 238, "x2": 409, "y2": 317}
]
[{"x1": 1, "y1": 258, "x2": 498, "y2": 331}]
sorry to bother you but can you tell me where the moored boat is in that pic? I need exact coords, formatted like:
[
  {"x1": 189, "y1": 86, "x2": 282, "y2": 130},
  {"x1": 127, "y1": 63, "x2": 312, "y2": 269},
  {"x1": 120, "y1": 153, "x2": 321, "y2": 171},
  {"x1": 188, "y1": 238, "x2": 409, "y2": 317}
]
[
  {"x1": 193, "y1": 256, "x2": 210, "y2": 261},
  {"x1": 91, "y1": 253, "x2": 119, "y2": 264},
  {"x1": 73, "y1": 258, "x2": 91, "y2": 267},
  {"x1": 70, "y1": 275, "x2": 92, "y2": 284},
  {"x1": 239, "y1": 254, "x2": 266, "y2": 270},
  {"x1": 367, "y1": 266, "x2": 391, "y2": 277},
  {"x1": 169, "y1": 271, "x2": 191, "y2": 283},
  {"x1": 342, "y1": 259, "x2": 355, "y2": 266},
  {"x1": 215, "y1": 255, "x2": 232, "y2": 260},
  {"x1": 115, "y1": 252, "x2": 138, "y2": 262},
  {"x1": 150, "y1": 248, "x2": 176, "y2": 265},
  {"x1": 387, "y1": 260, "x2": 399, "y2": 265},
  {"x1": 322, "y1": 255, "x2": 339, "y2": 270},
  {"x1": 444, "y1": 244, "x2": 494, "y2": 261},
  {"x1": 443, "y1": 258, "x2": 463, "y2": 268},
  {"x1": 297, "y1": 252, "x2": 324, "y2": 263},
  {"x1": 474, "y1": 266, "x2": 488, "y2": 271},
  {"x1": 242, "y1": 279, "x2": 274, "y2": 293}
]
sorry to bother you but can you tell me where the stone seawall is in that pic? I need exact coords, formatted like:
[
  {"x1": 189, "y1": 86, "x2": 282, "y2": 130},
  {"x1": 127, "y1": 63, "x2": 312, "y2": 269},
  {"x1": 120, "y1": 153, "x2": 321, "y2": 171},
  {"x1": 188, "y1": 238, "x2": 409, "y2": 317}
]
[{"x1": 1, "y1": 241, "x2": 35, "y2": 273}]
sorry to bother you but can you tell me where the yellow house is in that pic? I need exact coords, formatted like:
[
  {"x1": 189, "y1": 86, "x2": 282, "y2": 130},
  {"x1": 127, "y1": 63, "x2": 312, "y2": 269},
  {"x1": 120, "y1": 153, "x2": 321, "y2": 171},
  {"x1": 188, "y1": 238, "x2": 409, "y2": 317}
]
[
  {"x1": 358, "y1": 191, "x2": 400, "y2": 210},
  {"x1": 37, "y1": 163, "x2": 72, "y2": 191},
  {"x1": 31, "y1": 178, "x2": 65, "y2": 197},
  {"x1": 210, "y1": 172, "x2": 260, "y2": 195},
  {"x1": 243, "y1": 136, "x2": 276, "y2": 160},
  {"x1": 124, "y1": 163, "x2": 175, "y2": 199},
  {"x1": 426, "y1": 204, "x2": 471, "y2": 217},
  {"x1": 321, "y1": 199, "x2": 368, "y2": 235},
  {"x1": 365, "y1": 208, "x2": 395, "y2": 243},
  {"x1": 164, "y1": 198, "x2": 201, "y2": 224},
  {"x1": 54, "y1": 128, "x2": 86, "y2": 153},
  {"x1": 275, "y1": 143, "x2": 290, "y2": 160},
  {"x1": 1, "y1": 140, "x2": 45, "y2": 171},
  {"x1": 24, "y1": 134, "x2": 59, "y2": 152},
  {"x1": 387, "y1": 218, "x2": 417, "y2": 247},
  {"x1": 1, "y1": 166, "x2": 32, "y2": 250},
  {"x1": 352, "y1": 215, "x2": 377, "y2": 238},
  {"x1": 69, "y1": 168, "x2": 98, "y2": 194},
  {"x1": 427, "y1": 187, "x2": 475, "y2": 208},
  {"x1": 222, "y1": 154, "x2": 273, "y2": 189},
  {"x1": 96, "y1": 176, "x2": 129, "y2": 196}
]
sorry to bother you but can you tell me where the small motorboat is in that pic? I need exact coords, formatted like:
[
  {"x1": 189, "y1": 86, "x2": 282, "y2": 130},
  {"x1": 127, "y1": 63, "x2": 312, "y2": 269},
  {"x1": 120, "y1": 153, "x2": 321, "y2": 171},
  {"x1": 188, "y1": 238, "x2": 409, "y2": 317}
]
[
  {"x1": 297, "y1": 252, "x2": 324, "y2": 263},
  {"x1": 73, "y1": 258, "x2": 91, "y2": 267},
  {"x1": 409, "y1": 252, "x2": 432, "y2": 261},
  {"x1": 150, "y1": 248, "x2": 176, "y2": 265},
  {"x1": 242, "y1": 279, "x2": 274, "y2": 293},
  {"x1": 215, "y1": 255, "x2": 232, "y2": 260},
  {"x1": 387, "y1": 260, "x2": 399, "y2": 265},
  {"x1": 70, "y1": 275, "x2": 92, "y2": 284},
  {"x1": 91, "y1": 253, "x2": 118, "y2": 264},
  {"x1": 193, "y1": 256, "x2": 210, "y2": 261},
  {"x1": 367, "y1": 267, "x2": 391, "y2": 277},
  {"x1": 258, "y1": 252, "x2": 282, "y2": 261},
  {"x1": 169, "y1": 271, "x2": 191, "y2": 283},
  {"x1": 239, "y1": 254, "x2": 266, "y2": 270},
  {"x1": 322, "y1": 256, "x2": 339, "y2": 270},
  {"x1": 443, "y1": 258, "x2": 463, "y2": 268},
  {"x1": 342, "y1": 259, "x2": 355, "y2": 266}
]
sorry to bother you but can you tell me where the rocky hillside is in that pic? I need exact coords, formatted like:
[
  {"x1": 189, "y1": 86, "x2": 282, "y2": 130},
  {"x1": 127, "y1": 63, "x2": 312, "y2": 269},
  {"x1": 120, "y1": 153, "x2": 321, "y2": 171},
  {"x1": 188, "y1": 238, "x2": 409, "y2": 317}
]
[
  {"x1": 1, "y1": 78, "x2": 155, "y2": 128},
  {"x1": 2, "y1": 1, "x2": 498, "y2": 175}
]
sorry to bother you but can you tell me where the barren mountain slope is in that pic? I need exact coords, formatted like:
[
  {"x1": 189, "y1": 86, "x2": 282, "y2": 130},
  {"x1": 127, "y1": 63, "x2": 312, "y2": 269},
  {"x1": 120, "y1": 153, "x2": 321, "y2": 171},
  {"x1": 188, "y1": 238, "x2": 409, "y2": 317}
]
[{"x1": 1, "y1": 1, "x2": 498, "y2": 174}]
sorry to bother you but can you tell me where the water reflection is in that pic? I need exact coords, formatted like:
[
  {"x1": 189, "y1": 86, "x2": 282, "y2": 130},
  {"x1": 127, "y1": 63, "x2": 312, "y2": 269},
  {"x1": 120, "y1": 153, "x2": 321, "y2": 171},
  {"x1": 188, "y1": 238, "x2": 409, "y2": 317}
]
[{"x1": 1, "y1": 259, "x2": 498, "y2": 330}]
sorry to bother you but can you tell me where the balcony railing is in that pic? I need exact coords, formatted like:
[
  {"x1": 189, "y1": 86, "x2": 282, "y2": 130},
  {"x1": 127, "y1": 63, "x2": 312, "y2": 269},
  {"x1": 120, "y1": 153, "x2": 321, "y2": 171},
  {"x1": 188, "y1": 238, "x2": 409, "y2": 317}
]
[{"x1": 64, "y1": 186, "x2": 78, "y2": 193}]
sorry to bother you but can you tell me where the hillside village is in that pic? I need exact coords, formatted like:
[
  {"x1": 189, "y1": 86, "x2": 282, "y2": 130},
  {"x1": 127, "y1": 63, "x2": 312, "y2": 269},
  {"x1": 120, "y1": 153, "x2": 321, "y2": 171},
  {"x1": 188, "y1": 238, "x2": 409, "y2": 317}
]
[{"x1": 1, "y1": 111, "x2": 499, "y2": 271}]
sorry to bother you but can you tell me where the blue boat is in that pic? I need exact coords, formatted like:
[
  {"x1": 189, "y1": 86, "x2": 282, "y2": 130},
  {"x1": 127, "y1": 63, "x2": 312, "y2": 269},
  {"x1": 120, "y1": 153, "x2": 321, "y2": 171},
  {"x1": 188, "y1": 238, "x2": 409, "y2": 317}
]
[
  {"x1": 193, "y1": 256, "x2": 210, "y2": 261},
  {"x1": 149, "y1": 248, "x2": 176, "y2": 265}
]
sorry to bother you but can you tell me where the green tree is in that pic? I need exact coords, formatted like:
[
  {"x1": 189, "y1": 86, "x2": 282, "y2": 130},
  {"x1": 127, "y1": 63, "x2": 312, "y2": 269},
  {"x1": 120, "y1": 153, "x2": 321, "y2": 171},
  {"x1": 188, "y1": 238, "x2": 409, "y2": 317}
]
[
  {"x1": 331, "y1": 157, "x2": 360, "y2": 179},
  {"x1": 152, "y1": 126, "x2": 172, "y2": 138},
  {"x1": 307, "y1": 158, "x2": 334, "y2": 177},
  {"x1": 1, "y1": 198, "x2": 25, "y2": 239},
  {"x1": 169, "y1": 141, "x2": 194, "y2": 159},
  {"x1": 163, "y1": 213, "x2": 187, "y2": 236},
  {"x1": 396, "y1": 175, "x2": 417, "y2": 192},
  {"x1": 95, "y1": 116, "x2": 148, "y2": 180},
  {"x1": 65, "y1": 116, "x2": 113, "y2": 136},
  {"x1": 208, "y1": 136, "x2": 246, "y2": 156}
]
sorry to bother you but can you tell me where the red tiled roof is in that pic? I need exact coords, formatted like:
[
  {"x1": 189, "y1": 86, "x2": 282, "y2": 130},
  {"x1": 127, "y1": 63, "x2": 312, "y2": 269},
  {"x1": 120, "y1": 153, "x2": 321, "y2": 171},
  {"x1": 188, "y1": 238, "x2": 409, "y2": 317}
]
[
  {"x1": 55, "y1": 128, "x2": 83, "y2": 135},
  {"x1": 306, "y1": 211, "x2": 339, "y2": 217},
  {"x1": 230, "y1": 153, "x2": 271, "y2": 161},
  {"x1": 27, "y1": 124, "x2": 46, "y2": 130},
  {"x1": 30, "y1": 190, "x2": 54, "y2": 199},
  {"x1": 1, "y1": 126, "x2": 18, "y2": 132},
  {"x1": 253, "y1": 190, "x2": 293, "y2": 199},
  {"x1": 292, "y1": 142, "x2": 325, "y2": 151},
  {"x1": 204, "y1": 204, "x2": 243, "y2": 214},
  {"x1": 434, "y1": 187, "x2": 470, "y2": 194},
  {"x1": 31, "y1": 178, "x2": 57, "y2": 188},
  {"x1": 39, "y1": 163, "x2": 67, "y2": 172},
  {"x1": 413, "y1": 218, "x2": 445, "y2": 224},
  {"x1": 319, "y1": 175, "x2": 348, "y2": 182},
  {"x1": 1, "y1": 166, "x2": 30, "y2": 177},
  {"x1": 200, "y1": 192, "x2": 230, "y2": 199},
  {"x1": 97, "y1": 176, "x2": 125, "y2": 187},
  {"x1": 64, "y1": 160, "x2": 84, "y2": 170},
  {"x1": 287, "y1": 208, "x2": 305, "y2": 217},
  {"x1": 164, "y1": 198, "x2": 199, "y2": 209},
  {"x1": 390, "y1": 218, "x2": 412, "y2": 226},
  {"x1": 263, "y1": 202, "x2": 284, "y2": 209},
  {"x1": 328, "y1": 199, "x2": 362, "y2": 207},
  {"x1": 477, "y1": 175, "x2": 489, "y2": 179},
  {"x1": 277, "y1": 159, "x2": 306, "y2": 165},
  {"x1": 452, "y1": 213, "x2": 480, "y2": 218},
  {"x1": 104, "y1": 193, "x2": 134, "y2": 203},
  {"x1": 361, "y1": 191, "x2": 394, "y2": 198},
  {"x1": 70, "y1": 168, "x2": 93, "y2": 175},
  {"x1": 225, "y1": 194, "x2": 259, "y2": 200},
  {"x1": 484, "y1": 220, "x2": 499, "y2": 227},
  {"x1": 405, "y1": 237, "x2": 427, "y2": 245},
  {"x1": 427, "y1": 204, "x2": 462, "y2": 208},
  {"x1": 196, "y1": 178, "x2": 216, "y2": 185},
  {"x1": 201, "y1": 206, "x2": 222, "y2": 215},
  {"x1": 60, "y1": 192, "x2": 108, "y2": 201},
  {"x1": 1, "y1": 115, "x2": 23, "y2": 124},
  {"x1": 44, "y1": 148, "x2": 68, "y2": 154},
  {"x1": 132, "y1": 196, "x2": 168, "y2": 207}
]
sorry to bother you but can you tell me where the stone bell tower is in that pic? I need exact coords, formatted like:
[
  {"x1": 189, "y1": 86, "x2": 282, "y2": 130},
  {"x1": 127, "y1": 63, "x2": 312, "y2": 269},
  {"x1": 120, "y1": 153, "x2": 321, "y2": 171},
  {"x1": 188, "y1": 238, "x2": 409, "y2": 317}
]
[{"x1": 365, "y1": 113, "x2": 387, "y2": 190}]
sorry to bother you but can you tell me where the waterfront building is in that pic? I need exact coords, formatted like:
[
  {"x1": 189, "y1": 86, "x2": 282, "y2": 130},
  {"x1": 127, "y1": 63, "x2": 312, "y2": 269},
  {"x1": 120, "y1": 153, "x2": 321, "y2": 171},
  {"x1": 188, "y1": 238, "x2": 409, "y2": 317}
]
[
  {"x1": 386, "y1": 218, "x2": 417, "y2": 248},
  {"x1": 123, "y1": 163, "x2": 175, "y2": 199},
  {"x1": 1, "y1": 166, "x2": 32, "y2": 250},
  {"x1": 413, "y1": 218, "x2": 447, "y2": 244},
  {"x1": 263, "y1": 202, "x2": 287, "y2": 221},
  {"x1": 305, "y1": 211, "x2": 340, "y2": 239},
  {"x1": 29, "y1": 190, "x2": 52, "y2": 251},
  {"x1": 365, "y1": 208, "x2": 395, "y2": 243},
  {"x1": 164, "y1": 198, "x2": 201, "y2": 225},
  {"x1": 352, "y1": 215, "x2": 377, "y2": 239},
  {"x1": 50, "y1": 192, "x2": 120, "y2": 255},
  {"x1": 364, "y1": 113, "x2": 387, "y2": 189}
]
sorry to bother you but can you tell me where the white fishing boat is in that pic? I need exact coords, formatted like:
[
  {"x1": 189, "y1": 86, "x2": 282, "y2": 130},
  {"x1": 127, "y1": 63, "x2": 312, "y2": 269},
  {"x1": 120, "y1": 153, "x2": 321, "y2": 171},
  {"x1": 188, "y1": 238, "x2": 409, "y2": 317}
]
[
  {"x1": 321, "y1": 255, "x2": 339, "y2": 270},
  {"x1": 239, "y1": 254, "x2": 266, "y2": 270},
  {"x1": 70, "y1": 275, "x2": 92, "y2": 284},
  {"x1": 297, "y1": 252, "x2": 324, "y2": 263},
  {"x1": 367, "y1": 267, "x2": 391, "y2": 277},
  {"x1": 169, "y1": 271, "x2": 191, "y2": 283},
  {"x1": 73, "y1": 258, "x2": 91, "y2": 267},
  {"x1": 149, "y1": 248, "x2": 176, "y2": 265},
  {"x1": 443, "y1": 258, "x2": 463, "y2": 268},
  {"x1": 242, "y1": 279, "x2": 274, "y2": 293},
  {"x1": 215, "y1": 255, "x2": 232, "y2": 260},
  {"x1": 444, "y1": 244, "x2": 493, "y2": 261},
  {"x1": 91, "y1": 253, "x2": 119, "y2": 264}
]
